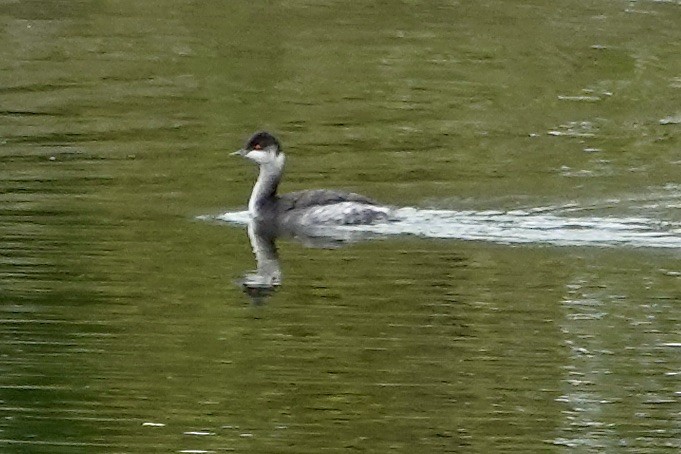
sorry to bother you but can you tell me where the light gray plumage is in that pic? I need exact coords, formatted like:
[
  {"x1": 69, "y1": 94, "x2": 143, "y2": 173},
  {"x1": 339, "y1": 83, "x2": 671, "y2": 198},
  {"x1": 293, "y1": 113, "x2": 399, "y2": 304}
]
[{"x1": 232, "y1": 131, "x2": 391, "y2": 228}]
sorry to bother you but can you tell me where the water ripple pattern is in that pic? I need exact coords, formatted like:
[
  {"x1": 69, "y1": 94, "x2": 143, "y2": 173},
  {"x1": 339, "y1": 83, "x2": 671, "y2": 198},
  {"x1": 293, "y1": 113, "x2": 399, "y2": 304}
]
[{"x1": 214, "y1": 205, "x2": 681, "y2": 249}]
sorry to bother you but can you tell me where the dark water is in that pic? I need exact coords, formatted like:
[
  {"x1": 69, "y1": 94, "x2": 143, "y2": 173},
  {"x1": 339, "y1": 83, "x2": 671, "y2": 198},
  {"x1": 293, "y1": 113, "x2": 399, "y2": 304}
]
[{"x1": 1, "y1": 1, "x2": 680, "y2": 452}]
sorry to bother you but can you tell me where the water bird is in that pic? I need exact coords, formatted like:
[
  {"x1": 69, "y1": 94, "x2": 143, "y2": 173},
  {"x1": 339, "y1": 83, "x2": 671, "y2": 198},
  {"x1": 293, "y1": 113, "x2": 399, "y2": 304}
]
[{"x1": 232, "y1": 131, "x2": 392, "y2": 228}]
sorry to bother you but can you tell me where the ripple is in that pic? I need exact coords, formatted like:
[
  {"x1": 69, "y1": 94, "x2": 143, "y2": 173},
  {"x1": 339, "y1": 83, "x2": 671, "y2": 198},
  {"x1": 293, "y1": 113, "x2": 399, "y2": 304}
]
[
  {"x1": 208, "y1": 206, "x2": 681, "y2": 249},
  {"x1": 350, "y1": 208, "x2": 681, "y2": 248}
]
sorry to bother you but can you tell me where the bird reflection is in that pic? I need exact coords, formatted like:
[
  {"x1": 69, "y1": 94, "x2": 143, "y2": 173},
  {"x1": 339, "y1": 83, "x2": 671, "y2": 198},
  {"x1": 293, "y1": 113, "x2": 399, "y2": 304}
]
[
  {"x1": 237, "y1": 220, "x2": 281, "y2": 304},
  {"x1": 237, "y1": 220, "x2": 376, "y2": 304}
]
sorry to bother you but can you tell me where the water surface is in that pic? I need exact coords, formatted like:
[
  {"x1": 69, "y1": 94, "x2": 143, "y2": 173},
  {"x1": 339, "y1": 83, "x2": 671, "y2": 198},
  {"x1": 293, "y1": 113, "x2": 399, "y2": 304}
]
[{"x1": 1, "y1": 0, "x2": 680, "y2": 452}]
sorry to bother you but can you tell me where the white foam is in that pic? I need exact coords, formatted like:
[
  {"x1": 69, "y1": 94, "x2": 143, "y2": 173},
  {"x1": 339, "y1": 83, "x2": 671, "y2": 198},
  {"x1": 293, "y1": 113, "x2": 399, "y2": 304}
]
[
  {"x1": 214, "y1": 210, "x2": 251, "y2": 225},
  {"x1": 343, "y1": 208, "x2": 681, "y2": 248},
  {"x1": 204, "y1": 207, "x2": 681, "y2": 249}
]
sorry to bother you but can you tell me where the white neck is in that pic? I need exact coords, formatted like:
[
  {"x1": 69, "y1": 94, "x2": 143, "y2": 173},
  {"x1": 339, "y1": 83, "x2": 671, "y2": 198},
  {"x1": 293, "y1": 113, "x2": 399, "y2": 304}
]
[{"x1": 248, "y1": 153, "x2": 285, "y2": 218}]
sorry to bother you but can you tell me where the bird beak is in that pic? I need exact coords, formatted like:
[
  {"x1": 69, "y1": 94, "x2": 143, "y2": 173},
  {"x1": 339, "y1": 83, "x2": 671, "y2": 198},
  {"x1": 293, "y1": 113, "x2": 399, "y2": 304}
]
[{"x1": 231, "y1": 149, "x2": 247, "y2": 157}]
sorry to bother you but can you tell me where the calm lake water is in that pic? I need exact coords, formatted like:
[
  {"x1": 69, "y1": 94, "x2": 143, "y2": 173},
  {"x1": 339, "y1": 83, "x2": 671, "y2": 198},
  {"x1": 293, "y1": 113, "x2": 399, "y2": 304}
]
[{"x1": 1, "y1": 0, "x2": 680, "y2": 452}]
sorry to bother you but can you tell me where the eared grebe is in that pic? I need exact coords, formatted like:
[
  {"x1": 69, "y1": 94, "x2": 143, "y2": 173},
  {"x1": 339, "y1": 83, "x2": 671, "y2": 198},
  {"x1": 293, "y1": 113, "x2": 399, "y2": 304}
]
[{"x1": 232, "y1": 131, "x2": 392, "y2": 227}]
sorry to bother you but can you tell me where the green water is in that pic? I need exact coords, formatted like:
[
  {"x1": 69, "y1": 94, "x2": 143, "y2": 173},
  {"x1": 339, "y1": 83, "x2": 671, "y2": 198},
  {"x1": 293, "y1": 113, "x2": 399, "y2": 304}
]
[{"x1": 1, "y1": 1, "x2": 680, "y2": 452}]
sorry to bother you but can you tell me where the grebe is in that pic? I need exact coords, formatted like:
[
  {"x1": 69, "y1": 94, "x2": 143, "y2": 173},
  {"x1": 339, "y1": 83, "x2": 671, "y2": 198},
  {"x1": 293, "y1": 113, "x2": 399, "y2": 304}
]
[{"x1": 232, "y1": 131, "x2": 392, "y2": 227}]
